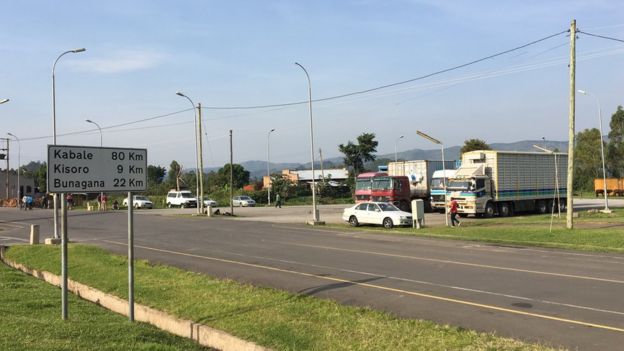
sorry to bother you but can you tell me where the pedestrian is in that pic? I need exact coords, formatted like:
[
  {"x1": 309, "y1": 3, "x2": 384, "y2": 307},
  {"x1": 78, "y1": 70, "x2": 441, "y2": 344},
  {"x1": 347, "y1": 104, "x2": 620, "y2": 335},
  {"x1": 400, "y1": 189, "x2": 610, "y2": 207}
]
[
  {"x1": 275, "y1": 193, "x2": 281, "y2": 208},
  {"x1": 449, "y1": 199, "x2": 461, "y2": 227},
  {"x1": 66, "y1": 193, "x2": 74, "y2": 210},
  {"x1": 101, "y1": 193, "x2": 108, "y2": 211},
  {"x1": 97, "y1": 193, "x2": 102, "y2": 211}
]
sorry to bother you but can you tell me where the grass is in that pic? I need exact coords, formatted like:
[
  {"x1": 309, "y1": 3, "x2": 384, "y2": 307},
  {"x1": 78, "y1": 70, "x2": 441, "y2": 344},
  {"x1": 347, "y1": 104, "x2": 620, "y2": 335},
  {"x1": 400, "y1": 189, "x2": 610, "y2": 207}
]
[
  {"x1": 333, "y1": 209, "x2": 624, "y2": 253},
  {"x1": 4, "y1": 244, "x2": 558, "y2": 351},
  {"x1": 0, "y1": 260, "x2": 211, "y2": 351}
]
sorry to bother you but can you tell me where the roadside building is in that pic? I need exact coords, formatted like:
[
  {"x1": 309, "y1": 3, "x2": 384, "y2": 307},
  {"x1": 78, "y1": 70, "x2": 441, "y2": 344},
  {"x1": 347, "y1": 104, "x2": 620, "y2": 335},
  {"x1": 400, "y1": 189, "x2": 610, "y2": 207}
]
[
  {"x1": 0, "y1": 172, "x2": 36, "y2": 201},
  {"x1": 263, "y1": 168, "x2": 349, "y2": 189}
]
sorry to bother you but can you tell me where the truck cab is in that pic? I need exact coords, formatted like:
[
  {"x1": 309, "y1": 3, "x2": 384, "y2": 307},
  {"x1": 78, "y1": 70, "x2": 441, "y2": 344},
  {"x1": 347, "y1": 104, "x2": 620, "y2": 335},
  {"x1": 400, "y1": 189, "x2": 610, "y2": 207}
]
[
  {"x1": 430, "y1": 169, "x2": 457, "y2": 212},
  {"x1": 370, "y1": 176, "x2": 411, "y2": 211},
  {"x1": 447, "y1": 175, "x2": 493, "y2": 216}
]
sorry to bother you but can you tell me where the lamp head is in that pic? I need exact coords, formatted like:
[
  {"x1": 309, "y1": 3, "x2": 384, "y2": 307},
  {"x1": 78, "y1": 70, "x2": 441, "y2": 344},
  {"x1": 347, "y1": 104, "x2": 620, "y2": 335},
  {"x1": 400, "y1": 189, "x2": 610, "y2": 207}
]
[
  {"x1": 7, "y1": 132, "x2": 15, "y2": 137},
  {"x1": 0, "y1": 98, "x2": 9, "y2": 104},
  {"x1": 72, "y1": 48, "x2": 86, "y2": 53},
  {"x1": 577, "y1": 89, "x2": 587, "y2": 95},
  {"x1": 85, "y1": 119, "x2": 93, "y2": 123},
  {"x1": 176, "y1": 91, "x2": 185, "y2": 97}
]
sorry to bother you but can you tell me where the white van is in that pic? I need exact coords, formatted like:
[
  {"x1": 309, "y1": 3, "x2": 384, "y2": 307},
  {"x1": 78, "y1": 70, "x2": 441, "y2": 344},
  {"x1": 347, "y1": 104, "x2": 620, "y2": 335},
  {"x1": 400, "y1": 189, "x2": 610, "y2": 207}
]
[{"x1": 166, "y1": 190, "x2": 197, "y2": 208}]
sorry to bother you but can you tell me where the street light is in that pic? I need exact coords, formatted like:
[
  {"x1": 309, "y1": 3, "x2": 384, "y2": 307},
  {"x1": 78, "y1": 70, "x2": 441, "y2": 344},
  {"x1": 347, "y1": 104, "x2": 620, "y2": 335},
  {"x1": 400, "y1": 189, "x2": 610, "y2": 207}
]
[
  {"x1": 85, "y1": 119, "x2": 103, "y2": 147},
  {"x1": 7, "y1": 133, "x2": 20, "y2": 207},
  {"x1": 578, "y1": 89, "x2": 610, "y2": 213},
  {"x1": 0, "y1": 99, "x2": 9, "y2": 104},
  {"x1": 295, "y1": 62, "x2": 321, "y2": 224},
  {"x1": 52, "y1": 47, "x2": 86, "y2": 241},
  {"x1": 417, "y1": 130, "x2": 448, "y2": 226},
  {"x1": 533, "y1": 144, "x2": 561, "y2": 219},
  {"x1": 176, "y1": 91, "x2": 203, "y2": 215},
  {"x1": 267, "y1": 128, "x2": 276, "y2": 206},
  {"x1": 394, "y1": 135, "x2": 404, "y2": 162}
]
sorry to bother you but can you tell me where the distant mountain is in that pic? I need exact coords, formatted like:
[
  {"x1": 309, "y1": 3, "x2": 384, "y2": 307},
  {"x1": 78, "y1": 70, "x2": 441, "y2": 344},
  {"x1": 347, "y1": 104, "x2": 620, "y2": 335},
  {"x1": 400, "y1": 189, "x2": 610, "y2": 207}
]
[{"x1": 204, "y1": 139, "x2": 569, "y2": 179}]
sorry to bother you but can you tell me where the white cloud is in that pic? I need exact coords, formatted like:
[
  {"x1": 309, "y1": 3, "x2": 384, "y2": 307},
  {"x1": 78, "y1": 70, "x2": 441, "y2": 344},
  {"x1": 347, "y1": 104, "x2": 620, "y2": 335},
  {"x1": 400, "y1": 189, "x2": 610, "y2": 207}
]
[{"x1": 70, "y1": 49, "x2": 167, "y2": 73}]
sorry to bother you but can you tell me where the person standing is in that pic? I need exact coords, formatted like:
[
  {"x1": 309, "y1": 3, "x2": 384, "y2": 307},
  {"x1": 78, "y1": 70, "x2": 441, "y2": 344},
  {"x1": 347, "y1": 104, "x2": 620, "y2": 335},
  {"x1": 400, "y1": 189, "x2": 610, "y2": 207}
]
[
  {"x1": 101, "y1": 193, "x2": 108, "y2": 211},
  {"x1": 275, "y1": 193, "x2": 281, "y2": 208},
  {"x1": 449, "y1": 199, "x2": 461, "y2": 227},
  {"x1": 66, "y1": 193, "x2": 74, "y2": 210}
]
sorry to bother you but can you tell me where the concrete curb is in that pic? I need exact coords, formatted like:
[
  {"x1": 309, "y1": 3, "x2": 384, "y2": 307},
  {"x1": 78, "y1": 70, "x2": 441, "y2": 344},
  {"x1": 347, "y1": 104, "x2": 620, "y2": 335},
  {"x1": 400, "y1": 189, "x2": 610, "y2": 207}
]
[{"x1": 0, "y1": 246, "x2": 271, "y2": 351}]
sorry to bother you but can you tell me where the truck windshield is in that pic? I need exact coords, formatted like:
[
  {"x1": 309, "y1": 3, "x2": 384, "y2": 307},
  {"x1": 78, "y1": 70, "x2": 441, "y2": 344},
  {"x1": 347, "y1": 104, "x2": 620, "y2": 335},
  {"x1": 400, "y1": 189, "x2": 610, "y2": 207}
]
[
  {"x1": 431, "y1": 178, "x2": 445, "y2": 189},
  {"x1": 448, "y1": 180, "x2": 471, "y2": 190},
  {"x1": 372, "y1": 178, "x2": 392, "y2": 190},
  {"x1": 355, "y1": 178, "x2": 371, "y2": 191}
]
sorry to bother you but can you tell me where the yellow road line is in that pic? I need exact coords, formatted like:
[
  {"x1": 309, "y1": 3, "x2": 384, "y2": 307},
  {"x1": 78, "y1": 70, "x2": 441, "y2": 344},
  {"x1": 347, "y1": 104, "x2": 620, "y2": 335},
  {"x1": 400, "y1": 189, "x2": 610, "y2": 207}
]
[
  {"x1": 102, "y1": 239, "x2": 624, "y2": 333},
  {"x1": 290, "y1": 243, "x2": 624, "y2": 284}
]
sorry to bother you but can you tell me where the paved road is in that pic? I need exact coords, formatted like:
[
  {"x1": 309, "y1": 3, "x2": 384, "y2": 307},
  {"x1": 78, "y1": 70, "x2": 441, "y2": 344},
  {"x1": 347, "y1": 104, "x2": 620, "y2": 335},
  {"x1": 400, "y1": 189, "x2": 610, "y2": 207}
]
[{"x1": 1, "y1": 201, "x2": 623, "y2": 350}]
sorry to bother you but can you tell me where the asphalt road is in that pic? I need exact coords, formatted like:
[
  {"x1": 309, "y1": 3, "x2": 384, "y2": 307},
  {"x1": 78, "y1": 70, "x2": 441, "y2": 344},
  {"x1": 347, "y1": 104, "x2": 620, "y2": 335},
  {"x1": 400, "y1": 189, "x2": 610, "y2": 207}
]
[{"x1": 1, "y1": 200, "x2": 623, "y2": 350}]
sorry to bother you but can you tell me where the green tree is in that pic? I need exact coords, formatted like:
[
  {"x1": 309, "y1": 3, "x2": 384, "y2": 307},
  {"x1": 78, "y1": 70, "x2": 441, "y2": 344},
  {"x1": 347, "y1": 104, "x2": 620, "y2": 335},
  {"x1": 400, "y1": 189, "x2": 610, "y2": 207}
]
[
  {"x1": 574, "y1": 128, "x2": 603, "y2": 191},
  {"x1": 147, "y1": 165, "x2": 166, "y2": 185},
  {"x1": 607, "y1": 106, "x2": 624, "y2": 177},
  {"x1": 338, "y1": 133, "x2": 378, "y2": 176},
  {"x1": 35, "y1": 163, "x2": 47, "y2": 193},
  {"x1": 217, "y1": 164, "x2": 250, "y2": 189},
  {"x1": 167, "y1": 161, "x2": 184, "y2": 191},
  {"x1": 460, "y1": 139, "x2": 491, "y2": 155}
]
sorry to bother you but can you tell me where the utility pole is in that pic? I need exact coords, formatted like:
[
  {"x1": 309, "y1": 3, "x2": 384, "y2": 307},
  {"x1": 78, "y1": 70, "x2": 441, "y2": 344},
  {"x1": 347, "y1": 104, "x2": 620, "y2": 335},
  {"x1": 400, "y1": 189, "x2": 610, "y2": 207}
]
[
  {"x1": 319, "y1": 148, "x2": 325, "y2": 183},
  {"x1": 566, "y1": 19, "x2": 576, "y2": 230},
  {"x1": 197, "y1": 103, "x2": 204, "y2": 215},
  {"x1": 229, "y1": 130, "x2": 234, "y2": 216},
  {"x1": 5, "y1": 139, "x2": 9, "y2": 199}
]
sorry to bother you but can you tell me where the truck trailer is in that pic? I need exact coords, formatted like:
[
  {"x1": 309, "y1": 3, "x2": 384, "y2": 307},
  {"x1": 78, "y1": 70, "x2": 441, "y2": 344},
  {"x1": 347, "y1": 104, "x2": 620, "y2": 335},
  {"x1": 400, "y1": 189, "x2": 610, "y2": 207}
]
[
  {"x1": 448, "y1": 150, "x2": 567, "y2": 217},
  {"x1": 387, "y1": 160, "x2": 457, "y2": 211}
]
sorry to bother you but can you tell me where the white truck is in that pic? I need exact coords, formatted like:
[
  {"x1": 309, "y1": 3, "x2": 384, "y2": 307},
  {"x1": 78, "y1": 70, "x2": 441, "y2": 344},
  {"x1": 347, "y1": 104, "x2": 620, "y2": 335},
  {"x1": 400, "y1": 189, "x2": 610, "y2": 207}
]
[
  {"x1": 388, "y1": 160, "x2": 457, "y2": 211},
  {"x1": 447, "y1": 150, "x2": 567, "y2": 217},
  {"x1": 429, "y1": 169, "x2": 457, "y2": 212}
]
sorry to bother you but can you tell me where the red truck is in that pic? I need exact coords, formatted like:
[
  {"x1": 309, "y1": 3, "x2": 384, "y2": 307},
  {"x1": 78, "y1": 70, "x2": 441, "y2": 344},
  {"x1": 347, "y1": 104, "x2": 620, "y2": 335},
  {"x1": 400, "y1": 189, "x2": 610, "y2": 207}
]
[
  {"x1": 354, "y1": 172, "x2": 387, "y2": 202},
  {"x1": 369, "y1": 175, "x2": 411, "y2": 211}
]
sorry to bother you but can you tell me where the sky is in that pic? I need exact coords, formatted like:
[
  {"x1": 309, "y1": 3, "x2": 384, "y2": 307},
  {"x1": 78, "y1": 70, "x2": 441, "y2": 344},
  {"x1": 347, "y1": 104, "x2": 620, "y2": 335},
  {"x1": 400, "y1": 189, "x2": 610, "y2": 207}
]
[{"x1": 1, "y1": 0, "x2": 624, "y2": 170}]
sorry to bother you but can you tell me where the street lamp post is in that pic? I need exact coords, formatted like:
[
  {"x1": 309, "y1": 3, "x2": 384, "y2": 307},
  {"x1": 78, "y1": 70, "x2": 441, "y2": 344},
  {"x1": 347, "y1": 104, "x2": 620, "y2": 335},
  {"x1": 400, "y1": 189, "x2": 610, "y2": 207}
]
[
  {"x1": 533, "y1": 145, "x2": 561, "y2": 219},
  {"x1": 267, "y1": 128, "x2": 275, "y2": 206},
  {"x1": 0, "y1": 99, "x2": 9, "y2": 104},
  {"x1": 295, "y1": 62, "x2": 321, "y2": 224},
  {"x1": 85, "y1": 119, "x2": 103, "y2": 147},
  {"x1": 176, "y1": 92, "x2": 203, "y2": 215},
  {"x1": 7, "y1": 133, "x2": 19, "y2": 207},
  {"x1": 417, "y1": 130, "x2": 448, "y2": 226},
  {"x1": 52, "y1": 48, "x2": 86, "y2": 241},
  {"x1": 394, "y1": 135, "x2": 404, "y2": 162},
  {"x1": 578, "y1": 89, "x2": 610, "y2": 213}
]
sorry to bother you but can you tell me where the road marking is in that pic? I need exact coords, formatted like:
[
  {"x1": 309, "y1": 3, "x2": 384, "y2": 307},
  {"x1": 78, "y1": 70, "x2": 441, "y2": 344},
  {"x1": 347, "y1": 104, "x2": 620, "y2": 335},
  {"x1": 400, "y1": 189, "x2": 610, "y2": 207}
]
[
  {"x1": 102, "y1": 239, "x2": 624, "y2": 333},
  {"x1": 0, "y1": 236, "x2": 28, "y2": 242},
  {"x1": 290, "y1": 243, "x2": 624, "y2": 284}
]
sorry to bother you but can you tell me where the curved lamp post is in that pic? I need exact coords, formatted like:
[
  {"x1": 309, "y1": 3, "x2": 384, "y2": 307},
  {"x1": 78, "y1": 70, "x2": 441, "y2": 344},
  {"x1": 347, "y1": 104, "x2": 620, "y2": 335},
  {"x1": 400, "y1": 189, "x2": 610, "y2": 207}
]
[
  {"x1": 295, "y1": 62, "x2": 321, "y2": 224},
  {"x1": 578, "y1": 89, "x2": 610, "y2": 213},
  {"x1": 7, "y1": 133, "x2": 19, "y2": 207},
  {"x1": 267, "y1": 128, "x2": 275, "y2": 206},
  {"x1": 176, "y1": 92, "x2": 203, "y2": 215},
  {"x1": 394, "y1": 135, "x2": 404, "y2": 162},
  {"x1": 85, "y1": 119, "x2": 103, "y2": 147},
  {"x1": 417, "y1": 130, "x2": 448, "y2": 226},
  {"x1": 0, "y1": 99, "x2": 9, "y2": 104}
]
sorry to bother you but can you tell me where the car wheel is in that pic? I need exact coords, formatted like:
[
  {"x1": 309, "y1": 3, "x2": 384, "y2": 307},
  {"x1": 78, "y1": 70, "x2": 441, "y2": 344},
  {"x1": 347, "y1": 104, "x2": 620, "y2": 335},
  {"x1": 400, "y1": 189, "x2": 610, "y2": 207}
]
[
  {"x1": 484, "y1": 202, "x2": 495, "y2": 218},
  {"x1": 167, "y1": 202, "x2": 172, "y2": 208},
  {"x1": 134, "y1": 203, "x2": 140, "y2": 209},
  {"x1": 383, "y1": 217, "x2": 394, "y2": 229},
  {"x1": 349, "y1": 216, "x2": 359, "y2": 227}
]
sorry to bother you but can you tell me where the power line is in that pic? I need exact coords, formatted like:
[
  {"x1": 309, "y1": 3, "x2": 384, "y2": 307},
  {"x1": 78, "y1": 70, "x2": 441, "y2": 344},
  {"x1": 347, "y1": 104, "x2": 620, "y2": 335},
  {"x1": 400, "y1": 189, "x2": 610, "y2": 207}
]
[
  {"x1": 579, "y1": 30, "x2": 624, "y2": 44},
  {"x1": 200, "y1": 29, "x2": 569, "y2": 110}
]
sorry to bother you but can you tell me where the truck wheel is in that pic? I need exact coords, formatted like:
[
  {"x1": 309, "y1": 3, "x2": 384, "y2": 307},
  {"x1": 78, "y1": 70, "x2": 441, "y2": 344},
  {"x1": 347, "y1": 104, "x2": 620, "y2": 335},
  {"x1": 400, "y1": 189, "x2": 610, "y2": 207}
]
[
  {"x1": 499, "y1": 202, "x2": 513, "y2": 217},
  {"x1": 484, "y1": 202, "x2": 495, "y2": 218},
  {"x1": 349, "y1": 216, "x2": 359, "y2": 227},
  {"x1": 424, "y1": 200, "x2": 433, "y2": 213},
  {"x1": 537, "y1": 200, "x2": 547, "y2": 214},
  {"x1": 383, "y1": 217, "x2": 394, "y2": 229}
]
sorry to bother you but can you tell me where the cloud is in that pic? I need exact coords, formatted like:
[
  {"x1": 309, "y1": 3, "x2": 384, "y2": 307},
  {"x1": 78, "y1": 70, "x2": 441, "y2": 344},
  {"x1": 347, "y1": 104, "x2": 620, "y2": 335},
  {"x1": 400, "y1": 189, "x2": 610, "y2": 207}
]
[{"x1": 70, "y1": 49, "x2": 167, "y2": 73}]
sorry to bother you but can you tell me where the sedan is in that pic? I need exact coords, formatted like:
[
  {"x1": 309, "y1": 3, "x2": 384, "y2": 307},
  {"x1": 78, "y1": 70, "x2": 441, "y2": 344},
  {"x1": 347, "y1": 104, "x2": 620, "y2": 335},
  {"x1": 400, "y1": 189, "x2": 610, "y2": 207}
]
[
  {"x1": 232, "y1": 196, "x2": 256, "y2": 207},
  {"x1": 203, "y1": 198, "x2": 218, "y2": 207},
  {"x1": 342, "y1": 202, "x2": 412, "y2": 229},
  {"x1": 123, "y1": 195, "x2": 153, "y2": 209}
]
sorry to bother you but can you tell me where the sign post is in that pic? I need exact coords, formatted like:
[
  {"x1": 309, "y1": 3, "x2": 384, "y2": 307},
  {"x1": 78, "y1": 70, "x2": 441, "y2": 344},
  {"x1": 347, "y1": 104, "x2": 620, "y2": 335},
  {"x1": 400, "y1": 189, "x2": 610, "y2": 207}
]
[{"x1": 48, "y1": 145, "x2": 147, "y2": 321}]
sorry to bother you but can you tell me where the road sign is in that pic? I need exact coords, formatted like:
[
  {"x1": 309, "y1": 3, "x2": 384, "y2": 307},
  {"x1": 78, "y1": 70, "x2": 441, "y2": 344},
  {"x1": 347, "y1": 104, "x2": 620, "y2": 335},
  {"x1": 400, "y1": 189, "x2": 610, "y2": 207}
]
[{"x1": 47, "y1": 145, "x2": 147, "y2": 193}]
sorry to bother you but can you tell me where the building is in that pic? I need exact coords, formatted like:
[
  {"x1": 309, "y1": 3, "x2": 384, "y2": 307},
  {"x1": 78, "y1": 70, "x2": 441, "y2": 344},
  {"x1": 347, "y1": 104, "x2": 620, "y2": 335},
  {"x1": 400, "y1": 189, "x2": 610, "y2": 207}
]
[
  {"x1": 263, "y1": 168, "x2": 349, "y2": 188},
  {"x1": 0, "y1": 171, "x2": 36, "y2": 201}
]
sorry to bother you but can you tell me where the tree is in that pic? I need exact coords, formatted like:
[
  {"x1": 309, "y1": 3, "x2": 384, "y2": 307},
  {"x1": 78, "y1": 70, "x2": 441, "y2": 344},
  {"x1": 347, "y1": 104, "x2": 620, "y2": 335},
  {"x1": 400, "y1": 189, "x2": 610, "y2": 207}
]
[
  {"x1": 338, "y1": 133, "x2": 378, "y2": 176},
  {"x1": 167, "y1": 161, "x2": 184, "y2": 191},
  {"x1": 147, "y1": 165, "x2": 166, "y2": 185},
  {"x1": 217, "y1": 164, "x2": 250, "y2": 189},
  {"x1": 460, "y1": 139, "x2": 491, "y2": 155},
  {"x1": 607, "y1": 106, "x2": 624, "y2": 177},
  {"x1": 574, "y1": 128, "x2": 603, "y2": 191}
]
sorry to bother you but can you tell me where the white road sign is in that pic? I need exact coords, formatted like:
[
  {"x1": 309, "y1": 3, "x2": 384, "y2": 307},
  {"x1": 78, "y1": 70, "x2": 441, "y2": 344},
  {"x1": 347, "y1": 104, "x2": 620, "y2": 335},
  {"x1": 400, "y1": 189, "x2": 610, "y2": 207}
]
[{"x1": 47, "y1": 145, "x2": 147, "y2": 192}]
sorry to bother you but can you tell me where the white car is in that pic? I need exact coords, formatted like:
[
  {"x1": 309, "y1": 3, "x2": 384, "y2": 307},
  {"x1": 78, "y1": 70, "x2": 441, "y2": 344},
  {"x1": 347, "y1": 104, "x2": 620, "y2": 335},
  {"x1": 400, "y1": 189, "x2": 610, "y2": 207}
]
[
  {"x1": 232, "y1": 196, "x2": 256, "y2": 207},
  {"x1": 166, "y1": 190, "x2": 197, "y2": 208},
  {"x1": 123, "y1": 195, "x2": 153, "y2": 209},
  {"x1": 203, "y1": 198, "x2": 218, "y2": 207},
  {"x1": 342, "y1": 202, "x2": 412, "y2": 229}
]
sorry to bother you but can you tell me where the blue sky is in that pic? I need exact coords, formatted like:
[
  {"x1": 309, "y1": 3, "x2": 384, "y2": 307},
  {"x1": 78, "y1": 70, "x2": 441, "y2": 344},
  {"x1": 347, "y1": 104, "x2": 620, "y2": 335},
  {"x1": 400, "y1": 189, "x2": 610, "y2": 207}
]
[{"x1": 1, "y1": 1, "x2": 624, "y2": 169}]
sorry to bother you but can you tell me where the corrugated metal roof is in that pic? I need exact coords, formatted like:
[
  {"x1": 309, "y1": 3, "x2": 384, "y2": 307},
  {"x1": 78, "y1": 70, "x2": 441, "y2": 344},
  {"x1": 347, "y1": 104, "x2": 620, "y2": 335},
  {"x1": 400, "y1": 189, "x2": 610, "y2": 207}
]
[{"x1": 294, "y1": 169, "x2": 349, "y2": 181}]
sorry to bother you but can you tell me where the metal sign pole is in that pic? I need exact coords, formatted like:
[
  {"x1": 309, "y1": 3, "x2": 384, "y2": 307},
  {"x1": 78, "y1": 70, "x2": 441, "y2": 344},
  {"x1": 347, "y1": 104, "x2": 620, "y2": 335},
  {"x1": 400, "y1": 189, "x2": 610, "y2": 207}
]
[
  {"x1": 128, "y1": 191, "x2": 134, "y2": 321},
  {"x1": 61, "y1": 192, "x2": 68, "y2": 320}
]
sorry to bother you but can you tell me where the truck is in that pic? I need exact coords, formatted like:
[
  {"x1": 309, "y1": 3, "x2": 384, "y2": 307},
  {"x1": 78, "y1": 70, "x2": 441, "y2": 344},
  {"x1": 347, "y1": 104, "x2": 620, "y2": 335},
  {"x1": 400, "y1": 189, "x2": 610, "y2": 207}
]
[
  {"x1": 429, "y1": 169, "x2": 457, "y2": 212},
  {"x1": 594, "y1": 178, "x2": 624, "y2": 196},
  {"x1": 447, "y1": 150, "x2": 567, "y2": 217},
  {"x1": 386, "y1": 160, "x2": 457, "y2": 211},
  {"x1": 354, "y1": 172, "x2": 387, "y2": 202}
]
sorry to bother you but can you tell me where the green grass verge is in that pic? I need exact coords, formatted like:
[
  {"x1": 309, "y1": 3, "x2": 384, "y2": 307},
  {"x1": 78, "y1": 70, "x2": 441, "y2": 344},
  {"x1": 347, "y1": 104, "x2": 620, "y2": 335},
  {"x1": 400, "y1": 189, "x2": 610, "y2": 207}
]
[
  {"x1": 332, "y1": 209, "x2": 624, "y2": 253},
  {"x1": 4, "y1": 245, "x2": 558, "y2": 351},
  {"x1": 0, "y1": 260, "x2": 210, "y2": 351}
]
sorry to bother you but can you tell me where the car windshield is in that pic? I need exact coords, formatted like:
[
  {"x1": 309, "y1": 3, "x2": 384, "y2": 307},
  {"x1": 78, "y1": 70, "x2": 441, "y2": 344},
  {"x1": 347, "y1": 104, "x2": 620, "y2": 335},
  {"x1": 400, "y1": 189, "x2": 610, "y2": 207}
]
[
  {"x1": 240, "y1": 196, "x2": 251, "y2": 200},
  {"x1": 181, "y1": 193, "x2": 193, "y2": 198},
  {"x1": 135, "y1": 196, "x2": 148, "y2": 201},
  {"x1": 448, "y1": 180, "x2": 470, "y2": 190},
  {"x1": 377, "y1": 203, "x2": 400, "y2": 211}
]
